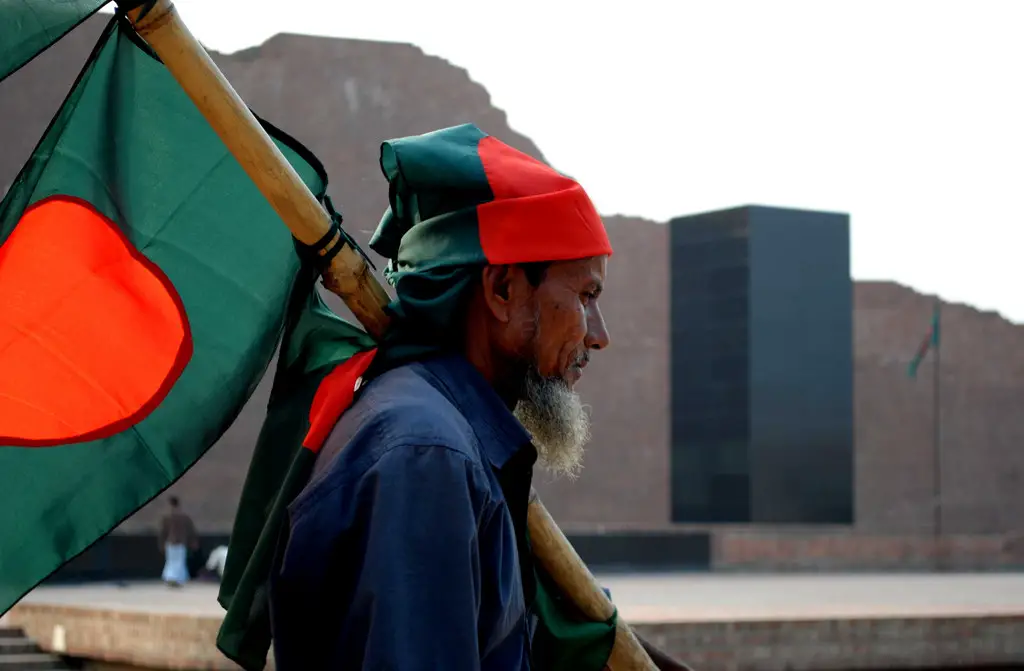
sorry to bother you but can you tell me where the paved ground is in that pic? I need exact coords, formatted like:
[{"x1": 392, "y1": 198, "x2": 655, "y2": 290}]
[{"x1": 16, "y1": 572, "x2": 1024, "y2": 624}]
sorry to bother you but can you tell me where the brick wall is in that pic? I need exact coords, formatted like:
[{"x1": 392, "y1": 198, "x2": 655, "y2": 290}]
[
  {"x1": 713, "y1": 530, "x2": 1024, "y2": 572},
  {"x1": 633, "y1": 616, "x2": 1024, "y2": 671},
  {"x1": 853, "y1": 286, "x2": 1024, "y2": 536},
  {"x1": 3, "y1": 15, "x2": 1024, "y2": 569}
]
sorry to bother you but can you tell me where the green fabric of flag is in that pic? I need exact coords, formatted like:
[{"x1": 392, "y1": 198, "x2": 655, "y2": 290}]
[
  {"x1": 0, "y1": 13, "x2": 329, "y2": 614},
  {"x1": 907, "y1": 303, "x2": 941, "y2": 378},
  {"x1": 218, "y1": 124, "x2": 617, "y2": 671},
  {"x1": 0, "y1": 0, "x2": 114, "y2": 83},
  {"x1": 529, "y1": 537, "x2": 618, "y2": 670}
]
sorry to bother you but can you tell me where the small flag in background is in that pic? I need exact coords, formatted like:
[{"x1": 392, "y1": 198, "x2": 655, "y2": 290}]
[{"x1": 908, "y1": 302, "x2": 941, "y2": 378}]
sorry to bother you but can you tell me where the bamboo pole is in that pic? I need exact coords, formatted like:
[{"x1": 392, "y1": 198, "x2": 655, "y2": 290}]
[
  {"x1": 529, "y1": 494, "x2": 657, "y2": 670},
  {"x1": 125, "y1": 0, "x2": 390, "y2": 338},
  {"x1": 123, "y1": 2, "x2": 655, "y2": 668}
]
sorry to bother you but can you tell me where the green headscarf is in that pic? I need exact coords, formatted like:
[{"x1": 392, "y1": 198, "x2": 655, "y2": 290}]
[{"x1": 368, "y1": 122, "x2": 613, "y2": 366}]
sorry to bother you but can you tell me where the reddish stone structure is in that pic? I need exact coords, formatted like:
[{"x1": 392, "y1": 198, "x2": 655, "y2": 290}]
[{"x1": 3, "y1": 14, "x2": 1023, "y2": 569}]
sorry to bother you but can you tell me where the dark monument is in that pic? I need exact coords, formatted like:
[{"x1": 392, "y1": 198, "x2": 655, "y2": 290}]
[{"x1": 670, "y1": 205, "x2": 854, "y2": 524}]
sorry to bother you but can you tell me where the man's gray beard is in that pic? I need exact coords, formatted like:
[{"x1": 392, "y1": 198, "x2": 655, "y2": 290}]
[{"x1": 513, "y1": 367, "x2": 590, "y2": 480}]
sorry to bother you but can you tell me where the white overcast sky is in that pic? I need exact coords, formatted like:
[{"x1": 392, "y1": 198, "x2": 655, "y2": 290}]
[{"x1": 106, "y1": 0, "x2": 1024, "y2": 322}]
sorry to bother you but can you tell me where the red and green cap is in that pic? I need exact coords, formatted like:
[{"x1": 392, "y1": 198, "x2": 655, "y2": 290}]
[{"x1": 368, "y1": 123, "x2": 613, "y2": 276}]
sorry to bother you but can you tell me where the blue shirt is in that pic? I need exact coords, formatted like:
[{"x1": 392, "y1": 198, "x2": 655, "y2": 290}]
[{"x1": 269, "y1": 354, "x2": 538, "y2": 670}]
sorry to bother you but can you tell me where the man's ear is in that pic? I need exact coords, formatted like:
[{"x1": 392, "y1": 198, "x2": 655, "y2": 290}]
[{"x1": 480, "y1": 265, "x2": 528, "y2": 323}]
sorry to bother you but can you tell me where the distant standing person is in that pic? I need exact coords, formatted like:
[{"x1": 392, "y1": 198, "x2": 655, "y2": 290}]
[{"x1": 159, "y1": 496, "x2": 198, "y2": 588}]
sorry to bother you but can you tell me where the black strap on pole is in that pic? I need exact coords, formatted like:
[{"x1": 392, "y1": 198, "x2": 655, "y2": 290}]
[{"x1": 295, "y1": 195, "x2": 376, "y2": 274}]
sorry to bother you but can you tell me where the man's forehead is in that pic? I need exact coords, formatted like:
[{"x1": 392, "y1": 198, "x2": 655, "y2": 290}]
[{"x1": 550, "y1": 256, "x2": 607, "y2": 284}]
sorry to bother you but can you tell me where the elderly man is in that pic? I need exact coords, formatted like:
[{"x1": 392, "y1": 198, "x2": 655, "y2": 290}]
[{"x1": 267, "y1": 125, "x2": 687, "y2": 670}]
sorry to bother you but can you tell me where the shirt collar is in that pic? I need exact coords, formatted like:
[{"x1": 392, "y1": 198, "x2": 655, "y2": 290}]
[{"x1": 413, "y1": 353, "x2": 535, "y2": 470}]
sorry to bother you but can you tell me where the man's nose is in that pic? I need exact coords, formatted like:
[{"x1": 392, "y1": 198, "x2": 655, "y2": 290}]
[{"x1": 584, "y1": 303, "x2": 611, "y2": 350}]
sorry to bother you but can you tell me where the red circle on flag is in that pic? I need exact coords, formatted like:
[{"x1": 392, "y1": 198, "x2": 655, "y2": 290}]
[{"x1": 0, "y1": 196, "x2": 192, "y2": 447}]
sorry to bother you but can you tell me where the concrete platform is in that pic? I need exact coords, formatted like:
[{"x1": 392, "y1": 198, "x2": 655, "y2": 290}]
[{"x1": 6, "y1": 573, "x2": 1024, "y2": 670}]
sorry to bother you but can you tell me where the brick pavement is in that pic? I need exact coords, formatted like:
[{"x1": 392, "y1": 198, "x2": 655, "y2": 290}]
[{"x1": 8, "y1": 573, "x2": 1024, "y2": 670}]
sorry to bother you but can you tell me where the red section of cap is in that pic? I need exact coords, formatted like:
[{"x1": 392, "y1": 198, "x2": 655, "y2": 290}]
[
  {"x1": 303, "y1": 348, "x2": 378, "y2": 453},
  {"x1": 0, "y1": 196, "x2": 192, "y2": 447},
  {"x1": 475, "y1": 135, "x2": 613, "y2": 264}
]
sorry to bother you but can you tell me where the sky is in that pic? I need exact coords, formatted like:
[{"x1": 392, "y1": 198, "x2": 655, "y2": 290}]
[{"x1": 106, "y1": 0, "x2": 1024, "y2": 322}]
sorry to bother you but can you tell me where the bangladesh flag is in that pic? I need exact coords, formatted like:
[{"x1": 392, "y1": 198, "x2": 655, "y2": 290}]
[
  {"x1": 908, "y1": 302, "x2": 941, "y2": 378},
  {"x1": 0, "y1": 11, "x2": 331, "y2": 613}
]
